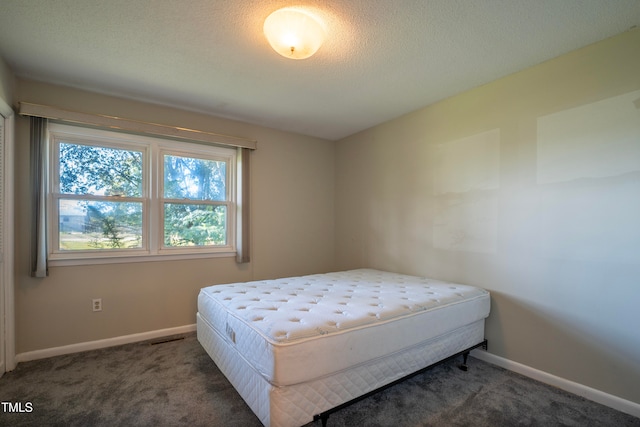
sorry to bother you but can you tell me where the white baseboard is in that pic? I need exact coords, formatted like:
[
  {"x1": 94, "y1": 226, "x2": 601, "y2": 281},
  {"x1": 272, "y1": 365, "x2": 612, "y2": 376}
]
[
  {"x1": 15, "y1": 324, "x2": 196, "y2": 364},
  {"x1": 471, "y1": 349, "x2": 640, "y2": 419}
]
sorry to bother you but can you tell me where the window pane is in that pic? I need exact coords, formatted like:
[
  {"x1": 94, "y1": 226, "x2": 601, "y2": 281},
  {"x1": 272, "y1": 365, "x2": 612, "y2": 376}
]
[
  {"x1": 59, "y1": 142, "x2": 143, "y2": 196},
  {"x1": 59, "y1": 199, "x2": 143, "y2": 250},
  {"x1": 164, "y1": 203, "x2": 226, "y2": 247},
  {"x1": 164, "y1": 154, "x2": 226, "y2": 201}
]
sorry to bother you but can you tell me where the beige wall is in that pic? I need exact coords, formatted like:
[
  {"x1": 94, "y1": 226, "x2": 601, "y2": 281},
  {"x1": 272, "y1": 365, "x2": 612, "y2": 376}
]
[
  {"x1": 335, "y1": 28, "x2": 640, "y2": 404},
  {"x1": 14, "y1": 79, "x2": 336, "y2": 353}
]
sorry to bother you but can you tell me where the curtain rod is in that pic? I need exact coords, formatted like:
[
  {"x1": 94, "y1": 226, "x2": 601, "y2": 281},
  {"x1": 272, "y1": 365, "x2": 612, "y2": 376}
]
[{"x1": 18, "y1": 102, "x2": 257, "y2": 150}]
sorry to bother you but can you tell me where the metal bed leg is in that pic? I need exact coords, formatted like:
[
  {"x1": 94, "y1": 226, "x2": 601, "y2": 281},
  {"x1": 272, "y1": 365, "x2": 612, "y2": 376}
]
[
  {"x1": 459, "y1": 339, "x2": 487, "y2": 371},
  {"x1": 459, "y1": 351, "x2": 470, "y2": 371},
  {"x1": 314, "y1": 413, "x2": 329, "y2": 427}
]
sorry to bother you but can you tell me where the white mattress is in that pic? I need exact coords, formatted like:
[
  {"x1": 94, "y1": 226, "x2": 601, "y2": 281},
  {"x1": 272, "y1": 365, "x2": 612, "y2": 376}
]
[{"x1": 197, "y1": 269, "x2": 490, "y2": 387}]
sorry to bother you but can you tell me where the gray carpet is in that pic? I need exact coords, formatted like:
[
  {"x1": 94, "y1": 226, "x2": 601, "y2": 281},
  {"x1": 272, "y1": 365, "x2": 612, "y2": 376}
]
[{"x1": 0, "y1": 333, "x2": 637, "y2": 427}]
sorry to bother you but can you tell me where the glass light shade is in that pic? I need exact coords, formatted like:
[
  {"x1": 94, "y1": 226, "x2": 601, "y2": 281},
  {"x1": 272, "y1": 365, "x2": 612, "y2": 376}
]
[{"x1": 264, "y1": 8, "x2": 325, "y2": 60}]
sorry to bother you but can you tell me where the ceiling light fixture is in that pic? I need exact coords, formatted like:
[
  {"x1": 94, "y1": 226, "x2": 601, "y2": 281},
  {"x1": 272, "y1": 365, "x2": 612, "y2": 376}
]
[{"x1": 263, "y1": 8, "x2": 325, "y2": 60}]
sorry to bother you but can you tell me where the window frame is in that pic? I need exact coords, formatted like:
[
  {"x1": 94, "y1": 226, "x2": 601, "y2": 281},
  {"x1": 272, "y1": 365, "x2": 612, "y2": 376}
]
[
  {"x1": 47, "y1": 123, "x2": 237, "y2": 266},
  {"x1": 157, "y1": 146, "x2": 236, "y2": 255}
]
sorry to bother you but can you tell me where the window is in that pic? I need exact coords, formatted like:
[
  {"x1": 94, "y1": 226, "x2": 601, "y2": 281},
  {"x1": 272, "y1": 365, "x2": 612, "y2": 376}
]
[{"x1": 48, "y1": 123, "x2": 236, "y2": 263}]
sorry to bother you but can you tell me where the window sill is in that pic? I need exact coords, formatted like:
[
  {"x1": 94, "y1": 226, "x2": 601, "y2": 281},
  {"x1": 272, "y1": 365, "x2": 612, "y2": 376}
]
[{"x1": 48, "y1": 250, "x2": 237, "y2": 267}]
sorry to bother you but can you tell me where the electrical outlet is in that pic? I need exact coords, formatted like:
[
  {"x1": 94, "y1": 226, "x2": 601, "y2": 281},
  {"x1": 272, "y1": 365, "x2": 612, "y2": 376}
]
[{"x1": 92, "y1": 298, "x2": 102, "y2": 312}]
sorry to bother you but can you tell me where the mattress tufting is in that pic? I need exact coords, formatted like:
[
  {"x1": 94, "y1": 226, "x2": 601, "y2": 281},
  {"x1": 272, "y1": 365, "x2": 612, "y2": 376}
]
[{"x1": 197, "y1": 268, "x2": 490, "y2": 387}]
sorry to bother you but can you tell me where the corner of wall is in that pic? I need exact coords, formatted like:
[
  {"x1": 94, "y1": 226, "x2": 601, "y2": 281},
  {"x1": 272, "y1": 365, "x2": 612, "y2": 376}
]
[{"x1": 0, "y1": 56, "x2": 16, "y2": 112}]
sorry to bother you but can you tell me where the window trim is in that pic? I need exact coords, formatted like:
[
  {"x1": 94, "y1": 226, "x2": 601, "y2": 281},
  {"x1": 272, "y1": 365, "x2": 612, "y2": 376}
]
[{"x1": 47, "y1": 123, "x2": 238, "y2": 266}]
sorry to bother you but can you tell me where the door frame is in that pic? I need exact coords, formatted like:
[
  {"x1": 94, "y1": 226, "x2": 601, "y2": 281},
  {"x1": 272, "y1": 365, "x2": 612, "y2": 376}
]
[{"x1": 0, "y1": 98, "x2": 15, "y2": 374}]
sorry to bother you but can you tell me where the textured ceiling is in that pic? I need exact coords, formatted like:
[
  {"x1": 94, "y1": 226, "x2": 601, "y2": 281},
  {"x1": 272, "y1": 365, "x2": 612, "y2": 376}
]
[{"x1": 0, "y1": 0, "x2": 639, "y2": 140}]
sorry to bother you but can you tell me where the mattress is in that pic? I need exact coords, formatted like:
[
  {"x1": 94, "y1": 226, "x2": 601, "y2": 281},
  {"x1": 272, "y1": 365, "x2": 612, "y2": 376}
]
[{"x1": 197, "y1": 269, "x2": 490, "y2": 388}]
